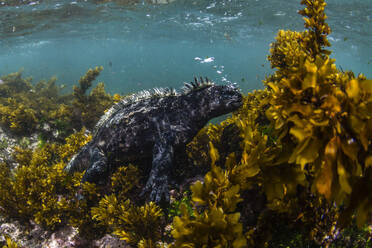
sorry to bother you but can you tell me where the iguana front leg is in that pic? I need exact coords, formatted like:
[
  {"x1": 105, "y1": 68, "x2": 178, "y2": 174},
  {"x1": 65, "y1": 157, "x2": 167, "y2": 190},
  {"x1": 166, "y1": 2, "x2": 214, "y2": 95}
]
[
  {"x1": 141, "y1": 117, "x2": 175, "y2": 203},
  {"x1": 82, "y1": 146, "x2": 109, "y2": 185},
  {"x1": 142, "y1": 136, "x2": 174, "y2": 203}
]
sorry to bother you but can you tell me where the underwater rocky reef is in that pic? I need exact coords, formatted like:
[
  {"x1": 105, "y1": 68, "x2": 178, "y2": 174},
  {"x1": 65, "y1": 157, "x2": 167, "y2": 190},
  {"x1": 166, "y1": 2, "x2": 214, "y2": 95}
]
[{"x1": 0, "y1": 0, "x2": 372, "y2": 247}]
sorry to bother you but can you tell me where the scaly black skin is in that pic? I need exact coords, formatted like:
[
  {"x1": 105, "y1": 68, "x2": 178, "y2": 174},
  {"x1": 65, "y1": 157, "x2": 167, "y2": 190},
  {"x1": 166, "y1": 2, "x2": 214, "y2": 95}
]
[{"x1": 65, "y1": 79, "x2": 242, "y2": 203}]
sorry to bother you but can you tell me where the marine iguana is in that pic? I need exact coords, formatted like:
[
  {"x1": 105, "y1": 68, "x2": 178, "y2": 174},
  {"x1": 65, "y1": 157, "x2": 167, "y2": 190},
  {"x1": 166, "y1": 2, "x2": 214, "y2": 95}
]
[{"x1": 65, "y1": 78, "x2": 242, "y2": 203}]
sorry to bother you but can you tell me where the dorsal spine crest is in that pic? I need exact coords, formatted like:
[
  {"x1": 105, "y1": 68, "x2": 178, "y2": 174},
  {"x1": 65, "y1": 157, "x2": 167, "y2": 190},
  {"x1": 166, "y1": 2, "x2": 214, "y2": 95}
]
[{"x1": 94, "y1": 77, "x2": 215, "y2": 134}]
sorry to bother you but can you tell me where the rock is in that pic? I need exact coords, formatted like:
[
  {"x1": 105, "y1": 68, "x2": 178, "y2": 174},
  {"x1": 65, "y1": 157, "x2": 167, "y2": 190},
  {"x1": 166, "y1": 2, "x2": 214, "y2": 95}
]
[
  {"x1": 93, "y1": 234, "x2": 129, "y2": 248},
  {"x1": 0, "y1": 126, "x2": 19, "y2": 167},
  {"x1": 0, "y1": 219, "x2": 129, "y2": 248},
  {"x1": 0, "y1": 126, "x2": 40, "y2": 169}
]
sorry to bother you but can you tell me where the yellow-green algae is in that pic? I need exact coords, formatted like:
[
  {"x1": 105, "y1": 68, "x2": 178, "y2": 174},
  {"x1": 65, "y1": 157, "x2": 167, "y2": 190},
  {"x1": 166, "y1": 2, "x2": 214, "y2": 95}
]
[
  {"x1": 1, "y1": 235, "x2": 20, "y2": 248},
  {"x1": 0, "y1": 129, "x2": 92, "y2": 229},
  {"x1": 178, "y1": 0, "x2": 372, "y2": 246},
  {"x1": 0, "y1": 67, "x2": 117, "y2": 140},
  {"x1": 0, "y1": 0, "x2": 371, "y2": 247}
]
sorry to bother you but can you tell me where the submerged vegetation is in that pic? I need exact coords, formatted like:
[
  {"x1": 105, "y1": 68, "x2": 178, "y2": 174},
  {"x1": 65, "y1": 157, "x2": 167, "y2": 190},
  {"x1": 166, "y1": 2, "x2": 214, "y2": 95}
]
[
  {"x1": 0, "y1": 0, "x2": 371, "y2": 247},
  {"x1": 1, "y1": 235, "x2": 20, "y2": 248},
  {"x1": 0, "y1": 66, "x2": 117, "y2": 140}
]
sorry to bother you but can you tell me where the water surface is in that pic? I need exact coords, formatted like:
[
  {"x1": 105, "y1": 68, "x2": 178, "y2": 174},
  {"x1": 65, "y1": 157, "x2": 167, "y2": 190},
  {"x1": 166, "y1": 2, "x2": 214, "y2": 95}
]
[{"x1": 0, "y1": 0, "x2": 371, "y2": 94}]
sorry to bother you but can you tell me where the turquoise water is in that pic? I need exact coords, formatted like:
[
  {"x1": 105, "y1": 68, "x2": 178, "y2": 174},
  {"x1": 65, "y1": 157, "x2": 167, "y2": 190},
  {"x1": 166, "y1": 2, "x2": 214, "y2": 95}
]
[{"x1": 0, "y1": 0, "x2": 371, "y2": 94}]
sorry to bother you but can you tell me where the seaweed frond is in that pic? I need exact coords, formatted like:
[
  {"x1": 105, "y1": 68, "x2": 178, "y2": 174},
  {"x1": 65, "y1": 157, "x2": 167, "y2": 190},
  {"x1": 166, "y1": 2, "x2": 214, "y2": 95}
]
[
  {"x1": 0, "y1": 67, "x2": 115, "y2": 140},
  {"x1": 171, "y1": 143, "x2": 247, "y2": 248},
  {"x1": 2, "y1": 235, "x2": 20, "y2": 248},
  {"x1": 92, "y1": 196, "x2": 163, "y2": 245}
]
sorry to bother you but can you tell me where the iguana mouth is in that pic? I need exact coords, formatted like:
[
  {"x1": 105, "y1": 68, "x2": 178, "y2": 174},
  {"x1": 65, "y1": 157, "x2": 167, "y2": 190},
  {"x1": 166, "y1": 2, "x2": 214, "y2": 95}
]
[{"x1": 229, "y1": 94, "x2": 243, "y2": 108}]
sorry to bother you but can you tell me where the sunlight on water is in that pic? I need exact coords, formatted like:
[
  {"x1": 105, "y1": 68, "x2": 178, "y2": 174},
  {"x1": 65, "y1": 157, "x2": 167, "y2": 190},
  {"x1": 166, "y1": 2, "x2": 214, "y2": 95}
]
[{"x1": 0, "y1": 0, "x2": 371, "y2": 94}]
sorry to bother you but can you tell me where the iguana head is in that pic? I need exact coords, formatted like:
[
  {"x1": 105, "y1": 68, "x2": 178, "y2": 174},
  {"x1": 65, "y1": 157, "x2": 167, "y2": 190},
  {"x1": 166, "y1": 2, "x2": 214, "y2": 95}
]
[
  {"x1": 183, "y1": 78, "x2": 243, "y2": 120},
  {"x1": 206, "y1": 83, "x2": 243, "y2": 115}
]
